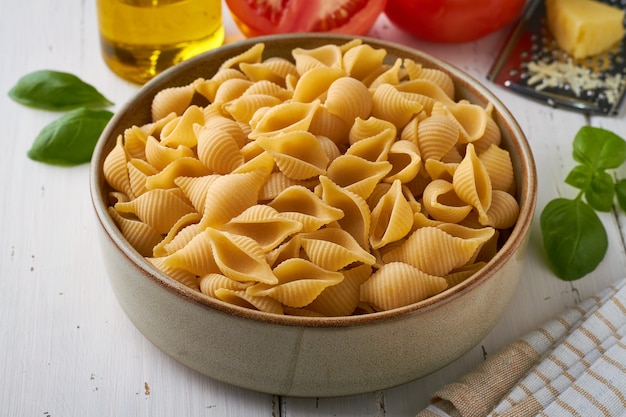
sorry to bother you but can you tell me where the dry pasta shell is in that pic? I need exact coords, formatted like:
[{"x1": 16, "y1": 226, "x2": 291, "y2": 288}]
[
  {"x1": 152, "y1": 212, "x2": 202, "y2": 257},
  {"x1": 123, "y1": 125, "x2": 149, "y2": 160},
  {"x1": 243, "y1": 79, "x2": 292, "y2": 101},
  {"x1": 417, "y1": 104, "x2": 459, "y2": 162},
  {"x1": 223, "y1": 93, "x2": 282, "y2": 124},
  {"x1": 307, "y1": 264, "x2": 372, "y2": 317},
  {"x1": 478, "y1": 144, "x2": 515, "y2": 193},
  {"x1": 219, "y1": 204, "x2": 302, "y2": 252},
  {"x1": 265, "y1": 235, "x2": 303, "y2": 268},
  {"x1": 213, "y1": 78, "x2": 254, "y2": 104},
  {"x1": 199, "y1": 169, "x2": 269, "y2": 229},
  {"x1": 144, "y1": 135, "x2": 194, "y2": 171},
  {"x1": 360, "y1": 262, "x2": 448, "y2": 311},
  {"x1": 472, "y1": 104, "x2": 502, "y2": 152},
  {"x1": 453, "y1": 143, "x2": 492, "y2": 224},
  {"x1": 326, "y1": 154, "x2": 392, "y2": 200},
  {"x1": 337, "y1": 38, "x2": 364, "y2": 53},
  {"x1": 300, "y1": 228, "x2": 376, "y2": 271},
  {"x1": 163, "y1": 228, "x2": 220, "y2": 276},
  {"x1": 445, "y1": 101, "x2": 488, "y2": 144},
  {"x1": 422, "y1": 179, "x2": 473, "y2": 224},
  {"x1": 342, "y1": 44, "x2": 387, "y2": 81},
  {"x1": 159, "y1": 105, "x2": 204, "y2": 148},
  {"x1": 382, "y1": 226, "x2": 489, "y2": 276},
  {"x1": 346, "y1": 126, "x2": 395, "y2": 163},
  {"x1": 108, "y1": 207, "x2": 163, "y2": 257},
  {"x1": 127, "y1": 158, "x2": 157, "y2": 198},
  {"x1": 395, "y1": 79, "x2": 452, "y2": 114},
  {"x1": 268, "y1": 185, "x2": 344, "y2": 232},
  {"x1": 214, "y1": 288, "x2": 284, "y2": 315},
  {"x1": 204, "y1": 114, "x2": 249, "y2": 148},
  {"x1": 194, "y1": 123, "x2": 245, "y2": 174},
  {"x1": 153, "y1": 222, "x2": 201, "y2": 257},
  {"x1": 194, "y1": 68, "x2": 247, "y2": 102},
  {"x1": 145, "y1": 157, "x2": 211, "y2": 190},
  {"x1": 308, "y1": 106, "x2": 351, "y2": 148},
  {"x1": 199, "y1": 273, "x2": 250, "y2": 297},
  {"x1": 258, "y1": 171, "x2": 318, "y2": 201},
  {"x1": 173, "y1": 174, "x2": 220, "y2": 215},
  {"x1": 317, "y1": 134, "x2": 342, "y2": 163},
  {"x1": 368, "y1": 58, "x2": 403, "y2": 89},
  {"x1": 257, "y1": 56, "x2": 299, "y2": 80},
  {"x1": 399, "y1": 115, "x2": 420, "y2": 145},
  {"x1": 370, "y1": 180, "x2": 414, "y2": 249},
  {"x1": 247, "y1": 258, "x2": 344, "y2": 308},
  {"x1": 240, "y1": 61, "x2": 286, "y2": 86},
  {"x1": 255, "y1": 130, "x2": 329, "y2": 180},
  {"x1": 384, "y1": 139, "x2": 422, "y2": 183},
  {"x1": 483, "y1": 190, "x2": 520, "y2": 229},
  {"x1": 233, "y1": 151, "x2": 276, "y2": 177},
  {"x1": 148, "y1": 257, "x2": 199, "y2": 291},
  {"x1": 292, "y1": 44, "x2": 343, "y2": 74},
  {"x1": 318, "y1": 175, "x2": 371, "y2": 250},
  {"x1": 205, "y1": 227, "x2": 278, "y2": 285},
  {"x1": 424, "y1": 159, "x2": 458, "y2": 182},
  {"x1": 348, "y1": 116, "x2": 397, "y2": 145},
  {"x1": 151, "y1": 81, "x2": 197, "y2": 121},
  {"x1": 219, "y1": 42, "x2": 265, "y2": 70},
  {"x1": 103, "y1": 134, "x2": 133, "y2": 198},
  {"x1": 324, "y1": 76, "x2": 372, "y2": 125},
  {"x1": 403, "y1": 59, "x2": 455, "y2": 99},
  {"x1": 249, "y1": 100, "x2": 320, "y2": 139},
  {"x1": 371, "y1": 83, "x2": 423, "y2": 129},
  {"x1": 114, "y1": 188, "x2": 196, "y2": 235},
  {"x1": 292, "y1": 66, "x2": 347, "y2": 103}
]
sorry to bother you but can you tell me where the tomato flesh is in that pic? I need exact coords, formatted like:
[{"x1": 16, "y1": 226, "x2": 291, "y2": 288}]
[
  {"x1": 226, "y1": 0, "x2": 387, "y2": 38},
  {"x1": 384, "y1": 0, "x2": 526, "y2": 43}
]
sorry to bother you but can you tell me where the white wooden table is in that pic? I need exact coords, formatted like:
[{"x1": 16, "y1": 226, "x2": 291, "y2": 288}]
[{"x1": 2, "y1": 1, "x2": 625, "y2": 416}]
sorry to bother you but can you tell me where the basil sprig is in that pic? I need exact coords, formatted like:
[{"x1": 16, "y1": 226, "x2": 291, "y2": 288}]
[
  {"x1": 27, "y1": 108, "x2": 114, "y2": 166},
  {"x1": 9, "y1": 70, "x2": 113, "y2": 110},
  {"x1": 9, "y1": 70, "x2": 114, "y2": 165},
  {"x1": 540, "y1": 126, "x2": 626, "y2": 281}
]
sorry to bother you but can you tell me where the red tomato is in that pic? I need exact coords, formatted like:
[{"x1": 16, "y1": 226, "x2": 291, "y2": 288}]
[
  {"x1": 225, "y1": 0, "x2": 387, "y2": 38},
  {"x1": 384, "y1": 0, "x2": 526, "y2": 43}
]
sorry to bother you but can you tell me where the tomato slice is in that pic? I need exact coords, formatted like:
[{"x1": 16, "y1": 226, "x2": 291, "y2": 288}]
[{"x1": 226, "y1": 0, "x2": 387, "y2": 38}]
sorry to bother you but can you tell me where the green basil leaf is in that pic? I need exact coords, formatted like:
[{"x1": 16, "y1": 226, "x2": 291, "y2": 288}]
[
  {"x1": 8, "y1": 70, "x2": 113, "y2": 111},
  {"x1": 572, "y1": 126, "x2": 626, "y2": 170},
  {"x1": 616, "y1": 179, "x2": 626, "y2": 213},
  {"x1": 585, "y1": 171, "x2": 615, "y2": 212},
  {"x1": 27, "y1": 108, "x2": 114, "y2": 166},
  {"x1": 540, "y1": 198, "x2": 608, "y2": 281},
  {"x1": 564, "y1": 164, "x2": 593, "y2": 191}
]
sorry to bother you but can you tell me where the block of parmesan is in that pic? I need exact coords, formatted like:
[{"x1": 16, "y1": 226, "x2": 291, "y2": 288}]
[{"x1": 545, "y1": 0, "x2": 625, "y2": 58}]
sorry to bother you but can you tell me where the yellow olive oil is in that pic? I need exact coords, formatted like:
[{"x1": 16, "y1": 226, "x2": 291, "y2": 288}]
[{"x1": 97, "y1": 0, "x2": 224, "y2": 84}]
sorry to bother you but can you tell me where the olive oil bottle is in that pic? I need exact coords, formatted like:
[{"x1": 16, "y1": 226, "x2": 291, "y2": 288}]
[{"x1": 97, "y1": 0, "x2": 224, "y2": 84}]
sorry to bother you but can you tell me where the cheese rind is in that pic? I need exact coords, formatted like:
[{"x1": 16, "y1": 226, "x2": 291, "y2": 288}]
[{"x1": 546, "y1": 0, "x2": 625, "y2": 59}]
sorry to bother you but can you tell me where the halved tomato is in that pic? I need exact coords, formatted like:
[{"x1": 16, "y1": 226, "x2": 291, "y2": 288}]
[
  {"x1": 384, "y1": 0, "x2": 526, "y2": 43},
  {"x1": 225, "y1": 0, "x2": 387, "y2": 38}
]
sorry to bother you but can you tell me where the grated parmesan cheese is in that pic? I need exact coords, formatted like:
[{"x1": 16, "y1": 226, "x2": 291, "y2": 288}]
[{"x1": 525, "y1": 59, "x2": 624, "y2": 104}]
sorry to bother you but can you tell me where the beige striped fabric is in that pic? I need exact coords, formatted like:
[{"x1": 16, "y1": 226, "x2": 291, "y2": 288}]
[{"x1": 416, "y1": 277, "x2": 626, "y2": 417}]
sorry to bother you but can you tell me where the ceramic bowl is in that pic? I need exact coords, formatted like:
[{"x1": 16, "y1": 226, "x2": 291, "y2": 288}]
[{"x1": 90, "y1": 33, "x2": 537, "y2": 397}]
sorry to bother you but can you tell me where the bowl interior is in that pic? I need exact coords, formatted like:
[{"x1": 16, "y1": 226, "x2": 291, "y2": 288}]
[{"x1": 91, "y1": 33, "x2": 537, "y2": 327}]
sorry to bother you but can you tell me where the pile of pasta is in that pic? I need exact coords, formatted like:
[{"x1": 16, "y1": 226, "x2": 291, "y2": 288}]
[{"x1": 103, "y1": 39, "x2": 519, "y2": 316}]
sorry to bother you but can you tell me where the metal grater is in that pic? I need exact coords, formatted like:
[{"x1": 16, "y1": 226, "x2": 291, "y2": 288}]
[{"x1": 488, "y1": 0, "x2": 626, "y2": 115}]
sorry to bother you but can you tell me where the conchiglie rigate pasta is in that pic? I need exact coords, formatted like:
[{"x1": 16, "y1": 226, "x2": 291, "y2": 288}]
[{"x1": 102, "y1": 40, "x2": 520, "y2": 316}]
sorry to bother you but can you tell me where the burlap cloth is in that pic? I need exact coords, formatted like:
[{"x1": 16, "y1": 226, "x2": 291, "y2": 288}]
[{"x1": 417, "y1": 277, "x2": 626, "y2": 417}]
